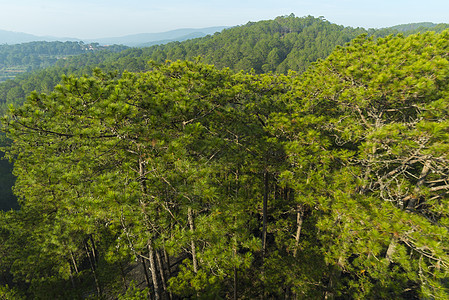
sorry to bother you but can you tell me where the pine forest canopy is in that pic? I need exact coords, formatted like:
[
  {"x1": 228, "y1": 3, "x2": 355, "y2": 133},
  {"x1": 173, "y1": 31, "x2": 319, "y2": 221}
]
[
  {"x1": 1, "y1": 15, "x2": 448, "y2": 114},
  {"x1": 1, "y1": 15, "x2": 449, "y2": 299},
  {"x1": 0, "y1": 14, "x2": 448, "y2": 213}
]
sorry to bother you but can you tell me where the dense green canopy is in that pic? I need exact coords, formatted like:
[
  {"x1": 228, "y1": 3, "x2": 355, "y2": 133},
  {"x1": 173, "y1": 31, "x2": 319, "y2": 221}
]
[
  {"x1": 269, "y1": 30, "x2": 449, "y2": 298},
  {"x1": 2, "y1": 26, "x2": 449, "y2": 300}
]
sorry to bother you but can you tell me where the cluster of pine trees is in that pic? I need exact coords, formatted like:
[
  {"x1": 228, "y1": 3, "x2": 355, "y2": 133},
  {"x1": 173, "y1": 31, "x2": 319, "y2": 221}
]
[
  {"x1": 0, "y1": 15, "x2": 387, "y2": 213},
  {"x1": 2, "y1": 23, "x2": 449, "y2": 299}
]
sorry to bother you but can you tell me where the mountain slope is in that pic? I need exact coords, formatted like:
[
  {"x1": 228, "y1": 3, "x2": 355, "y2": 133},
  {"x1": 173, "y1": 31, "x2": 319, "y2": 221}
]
[
  {"x1": 389, "y1": 22, "x2": 438, "y2": 31},
  {"x1": 0, "y1": 29, "x2": 79, "y2": 44},
  {"x1": 137, "y1": 31, "x2": 221, "y2": 47},
  {"x1": 89, "y1": 15, "x2": 371, "y2": 74}
]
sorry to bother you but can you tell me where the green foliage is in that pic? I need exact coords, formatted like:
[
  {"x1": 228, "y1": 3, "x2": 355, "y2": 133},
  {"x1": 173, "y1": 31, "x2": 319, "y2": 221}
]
[
  {"x1": 0, "y1": 284, "x2": 25, "y2": 299},
  {"x1": 0, "y1": 41, "x2": 128, "y2": 82},
  {"x1": 118, "y1": 281, "x2": 149, "y2": 300},
  {"x1": 2, "y1": 17, "x2": 449, "y2": 299},
  {"x1": 0, "y1": 60, "x2": 291, "y2": 298},
  {"x1": 269, "y1": 30, "x2": 449, "y2": 298}
]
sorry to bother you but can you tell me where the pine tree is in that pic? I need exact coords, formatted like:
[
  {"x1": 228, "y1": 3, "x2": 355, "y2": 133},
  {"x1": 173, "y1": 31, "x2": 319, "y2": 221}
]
[{"x1": 270, "y1": 31, "x2": 449, "y2": 298}]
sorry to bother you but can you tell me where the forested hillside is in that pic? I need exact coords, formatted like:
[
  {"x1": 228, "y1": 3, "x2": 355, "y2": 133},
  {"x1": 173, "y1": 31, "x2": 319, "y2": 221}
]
[
  {"x1": 389, "y1": 22, "x2": 449, "y2": 32},
  {"x1": 0, "y1": 41, "x2": 128, "y2": 82},
  {"x1": 1, "y1": 14, "x2": 449, "y2": 299},
  {"x1": 0, "y1": 29, "x2": 79, "y2": 45},
  {"x1": 2, "y1": 15, "x2": 449, "y2": 114}
]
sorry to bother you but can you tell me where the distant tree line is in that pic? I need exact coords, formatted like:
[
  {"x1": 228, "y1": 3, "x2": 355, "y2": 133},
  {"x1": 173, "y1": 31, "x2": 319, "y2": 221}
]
[
  {"x1": 0, "y1": 41, "x2": 128, "y2": 82},
  {"x1": 2, "y1": 15, "x2": 449, "y2": 115}
]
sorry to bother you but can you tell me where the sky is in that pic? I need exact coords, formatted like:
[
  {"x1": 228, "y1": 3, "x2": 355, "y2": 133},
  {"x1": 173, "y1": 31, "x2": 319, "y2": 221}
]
[{"x1": 0, "y1": 0, "x2": 448, "y2": 39}]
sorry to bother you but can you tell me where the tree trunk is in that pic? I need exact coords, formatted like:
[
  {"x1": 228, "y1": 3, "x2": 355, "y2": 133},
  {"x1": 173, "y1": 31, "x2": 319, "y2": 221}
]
[
  {"x1": 234, "y1": 263, "x2": 238, "y2": 300},
  {"x1": 293, "y1": 204, "x2": 304, "y2": 258},
  {"x1": 156, "y1": 250, "x2": 170, "y2": 300},
  {"x1": 89, "y1": 235, "x2": 98, "y2": 264},
  {"x1": 70, "y1": 250, "x2": 79, "y2": 274},
  {"x1": 188, "y1": 206, "x2": 198, "y2": 273},
  {"x1": 324, "y1": 258, "x2": 342, "y2": 300},
  {"x1": 292, "y1": 204, "x2": 304, "y2": 300},
  {"x1": 386, "y1": 236, "x2": 398, "y2": 262},
  {"x1": 148, "y1": 241, "x2": 161, "y2": 300},
  {"x1": 119, "y1": 261, "x2": 128, "y2": 290},
  {"x1": 84, "y1": 240, "x2": 102, "y2": 297},
  {"x1": 163, "y1": 246, "x2": 171, "y2": 277},
  {"x1": 262, "y1": 171, "x2": 269, "y2": 258},
  {"x1": 261, "y1": 171, "x2": 269, "y2": 300},
  {"x1": 232, "y1": 233, "x2": 238, "y2": 300},
  {"x1": 138, "y1": 157, "x2": 158, "y2": 299},
  {"x1": 141, "y1": 256, "x2": 153, "y2": 299},
  {"x1": 407, "y1": 160, "x2": 432, "y2": 210},
  {"x1": 69, "y1": 264, "x2": 76, "y2": 289}
]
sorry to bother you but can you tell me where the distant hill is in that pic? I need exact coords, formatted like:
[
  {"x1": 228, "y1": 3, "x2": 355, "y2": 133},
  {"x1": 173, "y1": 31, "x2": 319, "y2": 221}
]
[
  {"x1": 0, "y1": 29, "x2": 79, "y2": 44},
  {"x1": 87, "y1": 27, "x2": 229, "y2": 47},
  {"x1": 385, "y1": 22, "x2": 449, "y2": 33},
  {"x1": 388, "y1": 22, "x2": 438, "y2": 31},
  {"x1": 0, "y1": 27, "x2": 228, "y2": 47},
  {"x1": 107, "y1": 15, "x2": 372, "y2": 74},
  {"x1": 137, "y1": 31, "x2": 225, "y2": 48}
]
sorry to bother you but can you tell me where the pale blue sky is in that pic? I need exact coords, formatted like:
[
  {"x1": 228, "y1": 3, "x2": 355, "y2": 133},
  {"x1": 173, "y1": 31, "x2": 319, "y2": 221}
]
[{"x1": 0, "y1": 0, "x2": 448, "y2": 39}]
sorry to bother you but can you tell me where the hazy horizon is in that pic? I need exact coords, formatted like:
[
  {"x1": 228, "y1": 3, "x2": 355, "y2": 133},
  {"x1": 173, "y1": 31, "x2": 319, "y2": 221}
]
[
  {"x1": 0, "y1": 0, "x2": 447, "y2": 40},
  {"x1": 0, "y1": 25, "x2": 230, "y2": 41}
]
